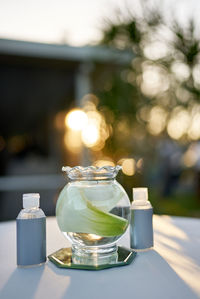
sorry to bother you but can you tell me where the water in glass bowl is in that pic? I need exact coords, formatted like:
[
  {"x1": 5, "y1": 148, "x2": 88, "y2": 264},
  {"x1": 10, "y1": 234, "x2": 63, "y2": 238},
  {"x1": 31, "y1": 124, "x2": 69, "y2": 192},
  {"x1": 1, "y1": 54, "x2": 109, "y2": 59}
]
[{"x1": 56, "y1": 176, "x2": 130, "y2": 257}]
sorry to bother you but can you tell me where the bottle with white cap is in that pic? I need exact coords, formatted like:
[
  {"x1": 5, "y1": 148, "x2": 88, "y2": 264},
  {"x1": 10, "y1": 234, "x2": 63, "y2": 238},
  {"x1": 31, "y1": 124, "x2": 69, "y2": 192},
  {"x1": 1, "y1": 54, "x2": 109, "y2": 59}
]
[
  {"x1": 130, "y1": 188, "x2": 153, "y2": 250},
  {"x1": 16, "y1": 193, "x2": 46, "y2": 267}
]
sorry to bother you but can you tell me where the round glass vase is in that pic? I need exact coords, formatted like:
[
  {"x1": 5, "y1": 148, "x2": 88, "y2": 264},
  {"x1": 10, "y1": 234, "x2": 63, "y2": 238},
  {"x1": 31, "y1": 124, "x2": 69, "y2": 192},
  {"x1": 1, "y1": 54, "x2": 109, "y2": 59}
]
[{"x1": 56, "y1": 166, "x2": 130, "y2": 258}]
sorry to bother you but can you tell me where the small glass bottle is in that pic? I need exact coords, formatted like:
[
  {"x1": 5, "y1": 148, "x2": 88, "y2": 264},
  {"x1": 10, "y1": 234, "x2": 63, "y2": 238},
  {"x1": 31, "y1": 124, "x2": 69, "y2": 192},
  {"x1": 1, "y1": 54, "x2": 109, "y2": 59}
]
[
  {"x1": 130, "y1": 188, "x2": 153, "y2": 251},
  {"x1": 16, "y1": 193, "x2": 46, "y2": 267}
]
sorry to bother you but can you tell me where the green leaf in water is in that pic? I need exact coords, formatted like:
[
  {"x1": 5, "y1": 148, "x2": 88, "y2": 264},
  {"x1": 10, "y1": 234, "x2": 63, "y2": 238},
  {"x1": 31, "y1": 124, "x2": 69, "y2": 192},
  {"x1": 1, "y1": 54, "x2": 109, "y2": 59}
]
[{"x1": 56, "y1": 185, "x2": 128, "y2": 237}]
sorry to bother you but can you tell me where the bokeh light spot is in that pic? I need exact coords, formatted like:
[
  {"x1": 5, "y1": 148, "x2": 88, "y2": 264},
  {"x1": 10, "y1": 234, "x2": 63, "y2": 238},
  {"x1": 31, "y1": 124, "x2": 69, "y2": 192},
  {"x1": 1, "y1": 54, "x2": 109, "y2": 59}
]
[
  {"x1": 167, "y1": 108, "x2": 190, "y2": 140},
  {"x1": 93, "y1": 159, "x2": 115, "y2": 167},
  {"x1": 122, "y1": 159, "x2": 135, "y2": 176},
  {"x1": 65, "y1": 109, "x2": 88, "y2": 131},
  {"x1": 64, "y1": 130, "x2": 82, "y2": 153},
  {"x1": 81, "y1": 122, "x2": 99, "y2": 147}
]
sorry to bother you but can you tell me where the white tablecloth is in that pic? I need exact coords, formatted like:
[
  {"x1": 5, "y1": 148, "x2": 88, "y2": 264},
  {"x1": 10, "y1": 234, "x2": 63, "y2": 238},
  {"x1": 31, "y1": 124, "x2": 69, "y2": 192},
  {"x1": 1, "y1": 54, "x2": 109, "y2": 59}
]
[{"x1": 0, "y1": 215, "x2": 200, "y2": 299}]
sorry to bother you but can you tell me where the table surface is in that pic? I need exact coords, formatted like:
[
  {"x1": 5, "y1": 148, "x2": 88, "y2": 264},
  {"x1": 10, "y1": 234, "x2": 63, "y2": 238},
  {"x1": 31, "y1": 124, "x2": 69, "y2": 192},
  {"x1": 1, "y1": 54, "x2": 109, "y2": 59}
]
[{"x1": 0, "y1": 215, "x2": 200, "y2": 299}]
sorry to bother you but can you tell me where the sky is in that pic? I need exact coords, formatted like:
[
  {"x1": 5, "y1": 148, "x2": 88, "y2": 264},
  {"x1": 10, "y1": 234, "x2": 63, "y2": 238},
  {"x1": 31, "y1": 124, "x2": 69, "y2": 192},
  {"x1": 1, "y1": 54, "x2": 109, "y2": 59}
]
[{"x1": 0, "y1": 0, "x2": 199, "y2": 46}]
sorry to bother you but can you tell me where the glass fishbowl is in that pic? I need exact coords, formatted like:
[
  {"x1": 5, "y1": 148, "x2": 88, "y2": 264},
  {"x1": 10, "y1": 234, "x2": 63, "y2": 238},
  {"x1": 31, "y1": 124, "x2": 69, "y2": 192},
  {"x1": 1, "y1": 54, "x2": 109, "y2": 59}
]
[{"x1": 56, "y1": 166, "x2": 130, "y2": 258}]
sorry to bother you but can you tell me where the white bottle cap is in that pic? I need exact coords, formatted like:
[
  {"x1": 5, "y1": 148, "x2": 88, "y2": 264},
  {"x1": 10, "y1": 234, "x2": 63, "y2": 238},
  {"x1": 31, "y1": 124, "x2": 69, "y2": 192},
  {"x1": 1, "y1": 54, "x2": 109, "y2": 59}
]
[
  {"x1": 133, "y1": 188, "x2": 148, "y2": 201},
  {"x1": 132, "y1": 188, "x2": 151, "y2": 208},
  {"x1": 23, "y1": 193, "x2": 40, "y2": 209}
]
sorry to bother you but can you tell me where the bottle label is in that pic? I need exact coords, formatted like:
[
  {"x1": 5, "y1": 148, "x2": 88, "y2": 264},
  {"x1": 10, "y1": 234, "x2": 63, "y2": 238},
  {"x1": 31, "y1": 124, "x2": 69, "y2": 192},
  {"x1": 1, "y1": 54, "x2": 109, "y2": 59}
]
[
  {"x1": 130, "y1": 208, "x2": 153, "y2": 249},
  {"x1": 17, "y1": 217, "x2": 46, "y2": 266}
]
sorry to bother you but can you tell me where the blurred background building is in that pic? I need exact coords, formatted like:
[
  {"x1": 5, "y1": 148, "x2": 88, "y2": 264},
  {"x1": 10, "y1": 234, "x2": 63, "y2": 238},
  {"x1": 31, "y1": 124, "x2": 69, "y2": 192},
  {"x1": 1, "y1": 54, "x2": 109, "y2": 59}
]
[
  {"x1": 0, "y1": 0, "x2": 200, "y2": 220},
  {"x1": 0, "y1": 38, "x2": 131, "y2": 219}
]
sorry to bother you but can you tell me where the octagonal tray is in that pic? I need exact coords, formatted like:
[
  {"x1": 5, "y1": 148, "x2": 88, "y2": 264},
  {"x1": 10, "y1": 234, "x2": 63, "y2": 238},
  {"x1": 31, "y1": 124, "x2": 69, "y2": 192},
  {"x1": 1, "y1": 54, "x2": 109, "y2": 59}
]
[{"x1": 48, "y1": 246, "x2": 137, "y2": 271}]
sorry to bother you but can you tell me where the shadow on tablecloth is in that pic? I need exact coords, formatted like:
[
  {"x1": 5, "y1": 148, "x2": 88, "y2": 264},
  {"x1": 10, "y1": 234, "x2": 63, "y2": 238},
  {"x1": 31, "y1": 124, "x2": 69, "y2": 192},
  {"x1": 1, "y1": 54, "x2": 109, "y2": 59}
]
[{"x1": 0, "y1": 265, "x2": 45, "y2": 299}]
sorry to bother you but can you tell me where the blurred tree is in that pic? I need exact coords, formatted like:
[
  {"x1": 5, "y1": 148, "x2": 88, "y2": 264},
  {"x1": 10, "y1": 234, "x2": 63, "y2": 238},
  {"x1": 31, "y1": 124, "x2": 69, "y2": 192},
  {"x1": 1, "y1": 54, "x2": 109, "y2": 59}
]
[
  {"x1": 93, "y1": 1, "x2": 200, "y2": 206},
  {"x1": 97, "y1": 2, "x2": 200, "y2": 160}
]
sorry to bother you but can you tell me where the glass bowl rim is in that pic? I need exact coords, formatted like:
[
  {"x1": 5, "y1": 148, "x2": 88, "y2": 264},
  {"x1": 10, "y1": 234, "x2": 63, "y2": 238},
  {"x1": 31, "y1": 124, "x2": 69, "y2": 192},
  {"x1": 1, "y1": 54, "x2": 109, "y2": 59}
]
[{"x1": 62, "y1": 165, "x2": 122, "y2": 180}]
